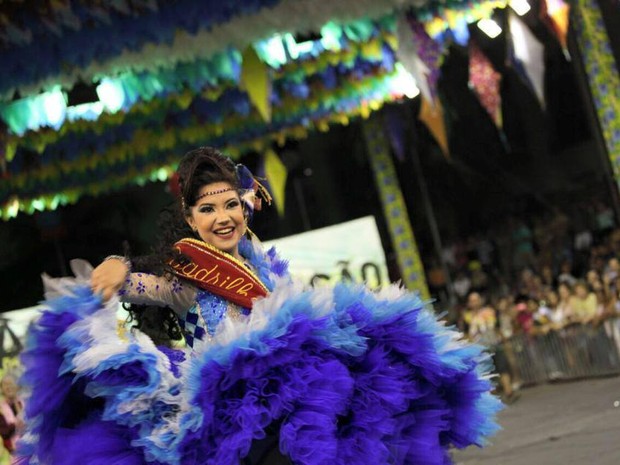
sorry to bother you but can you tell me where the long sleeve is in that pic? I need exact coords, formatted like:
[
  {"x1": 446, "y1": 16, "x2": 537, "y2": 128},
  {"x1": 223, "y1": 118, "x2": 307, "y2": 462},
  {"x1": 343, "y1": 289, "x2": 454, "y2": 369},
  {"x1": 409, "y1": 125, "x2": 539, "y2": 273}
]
[{"x1": 118, "y1": 272, "x2": 197, "y2": 315}]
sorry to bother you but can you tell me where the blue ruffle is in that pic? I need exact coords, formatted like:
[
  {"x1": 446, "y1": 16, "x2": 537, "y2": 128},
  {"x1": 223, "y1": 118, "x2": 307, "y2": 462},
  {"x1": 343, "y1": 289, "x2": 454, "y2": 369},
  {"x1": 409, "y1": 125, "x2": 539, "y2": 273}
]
[{"x1": 20, "y1": 279, "x2": 500, "y2": 465}]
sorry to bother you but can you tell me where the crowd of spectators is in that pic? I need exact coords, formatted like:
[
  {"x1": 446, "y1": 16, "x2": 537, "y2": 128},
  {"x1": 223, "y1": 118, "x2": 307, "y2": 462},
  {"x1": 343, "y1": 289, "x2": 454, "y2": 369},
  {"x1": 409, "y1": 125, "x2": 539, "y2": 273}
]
[{"x1": 428, "y1": 198, "x2": 620, "y2": 401}]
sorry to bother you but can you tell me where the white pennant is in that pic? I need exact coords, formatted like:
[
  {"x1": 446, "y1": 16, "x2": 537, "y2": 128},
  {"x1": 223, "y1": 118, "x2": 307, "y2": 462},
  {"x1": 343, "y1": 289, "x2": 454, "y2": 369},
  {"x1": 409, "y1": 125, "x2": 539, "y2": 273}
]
[
  {"x1": 395, "y1": 15, "x2": 432, "y2": 104},
  {"x1": 509, "y1": 12, "x2": 546, "y2": 108}
]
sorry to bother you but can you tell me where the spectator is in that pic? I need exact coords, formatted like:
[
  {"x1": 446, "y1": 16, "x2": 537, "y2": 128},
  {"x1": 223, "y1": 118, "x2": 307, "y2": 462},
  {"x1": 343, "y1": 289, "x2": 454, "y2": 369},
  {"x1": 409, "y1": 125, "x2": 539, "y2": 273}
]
[
  {"x1": 540, "y1": 264, "x2": 556, "y2": 290},
  {"x1": 585, "y1": 269, "x2": 603, "y2": 293},
  {"x1": 517, "y1": 269, "x2": 544, "y2": 300},
  {"x1": 570, "y1": 281, "x2": 598, "y2": 324},
  {"x1": 541, "y1": 289, "x2": 567, "y2": 330},
  {"x1": 469, "y1": 261, "x2": 489, "y2": 293},
  {"x1": 603, "y1": 257, "x2": 620, "y2": 295},
  {"x1": 527, "y1": 297, "x2": 549, "y2": 334},
  {"x1": 495, "y1": 296, "x2": 515, "y2": 340},
  {"x1": 594, "y1": 201, "x2": 615, "y2": 239},
  {"x1": 453, "y1": 271, "x2": 472, "y2": 303},
  {"x1": 475, "y1": 234, "x2": 495, "y2": 270},
  {"x1": 511, "y1": 220, "x2": 536, "y2": 273},
  {"x1": 465, "y1": 292, "x2": 518, "y2": 404},
  {"x1": 514, "y1": 297, "x2": 534, "y2": 335},
  {"x1": 557, "y1": 282, "x2": 575, "y2": 324},
  {"x1": 0, "y1": 375, "x2": 24, "y2": 457},
  {"x1": 557, "y1": 261, "x2": 577, "y2": 287}
]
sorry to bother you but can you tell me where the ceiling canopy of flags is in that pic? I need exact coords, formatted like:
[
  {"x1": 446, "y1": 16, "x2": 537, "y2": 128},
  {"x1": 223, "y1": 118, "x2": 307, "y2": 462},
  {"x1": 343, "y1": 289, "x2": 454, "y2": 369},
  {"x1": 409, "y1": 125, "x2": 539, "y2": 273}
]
[{"x1": 1, "y1": 0, "x2": 569, "y2": 220}]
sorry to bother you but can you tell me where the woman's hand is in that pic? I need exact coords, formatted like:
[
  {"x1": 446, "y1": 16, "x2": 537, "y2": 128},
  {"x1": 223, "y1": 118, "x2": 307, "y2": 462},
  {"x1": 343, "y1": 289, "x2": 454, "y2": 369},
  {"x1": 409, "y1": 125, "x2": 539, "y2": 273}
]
[{"x1": 91, "y1": 258, "x2": 129, "y2": 301}]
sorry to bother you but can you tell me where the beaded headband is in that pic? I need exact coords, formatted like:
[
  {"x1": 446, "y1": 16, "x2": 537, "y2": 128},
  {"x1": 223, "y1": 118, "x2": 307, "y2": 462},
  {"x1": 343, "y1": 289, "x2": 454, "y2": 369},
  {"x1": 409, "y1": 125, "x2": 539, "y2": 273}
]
[
  {"x1": 181, "y1": 187, "x2": 235, "y2": 210},
  {"x1": 179, "y1": 161, "x2": 272, "y2": 216},
  {"x1": 194, "y1": 187, "x2": 235, "y2": 202}
]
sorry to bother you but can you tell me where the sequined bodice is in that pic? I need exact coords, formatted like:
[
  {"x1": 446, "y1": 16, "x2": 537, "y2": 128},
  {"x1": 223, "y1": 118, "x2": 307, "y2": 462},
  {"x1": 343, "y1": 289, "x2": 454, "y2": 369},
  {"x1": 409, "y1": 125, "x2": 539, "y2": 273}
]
[
  {"x1": 118, "y1": 236, "x2": 287, "y2": 349},
  {"x1": 177, "y1": 290, "x2": 251, "y2": 348}
]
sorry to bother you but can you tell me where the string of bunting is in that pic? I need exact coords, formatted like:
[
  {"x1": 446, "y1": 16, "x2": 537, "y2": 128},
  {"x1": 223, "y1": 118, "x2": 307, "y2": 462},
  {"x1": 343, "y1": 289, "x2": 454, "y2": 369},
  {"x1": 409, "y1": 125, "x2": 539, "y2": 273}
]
[
  {"x1": 3, "y1": 32, "x2": 398, "y2": 176},
  {"x1": 1, "y1": 68, "x2": 407, "y2": 219},
  {"x1": 1, "y1": 28, "x2": 398, "y2": 137},
  {"x1": 0, "y1": 0, "x2": 499, "y2": 100}
]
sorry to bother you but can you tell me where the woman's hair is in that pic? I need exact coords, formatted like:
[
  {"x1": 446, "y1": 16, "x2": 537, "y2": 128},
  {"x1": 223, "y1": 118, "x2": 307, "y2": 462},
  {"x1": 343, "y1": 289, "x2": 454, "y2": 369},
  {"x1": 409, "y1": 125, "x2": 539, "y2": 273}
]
[
  {"x1": 126, "y1": 147, "x2": 241, "y2": 345},
  {"x1": 178, "y1": 146, "x2": 240, "y2": 214},
  {"x1": 136, "y1": 146, "x2": 241, "y2": 274}
]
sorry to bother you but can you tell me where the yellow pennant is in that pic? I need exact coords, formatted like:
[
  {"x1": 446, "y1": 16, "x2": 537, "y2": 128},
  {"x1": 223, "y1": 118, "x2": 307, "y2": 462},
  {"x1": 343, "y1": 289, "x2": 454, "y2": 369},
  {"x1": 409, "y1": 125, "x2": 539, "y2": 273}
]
[
  {"x1": 264, "y1": 149, "x2": 287, "y2": 216},
  {"x1": 241, "y1": 46, "x2": 272, "y2": 122}
]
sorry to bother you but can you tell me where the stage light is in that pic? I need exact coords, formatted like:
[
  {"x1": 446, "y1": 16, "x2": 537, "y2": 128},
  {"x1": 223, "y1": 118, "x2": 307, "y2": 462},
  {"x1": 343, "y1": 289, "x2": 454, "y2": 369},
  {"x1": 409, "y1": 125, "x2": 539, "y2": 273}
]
[
  {"x1": 477, "y1": 19, "x2": 503, "y2": 38},
  {"x1": 510, "y1": 0, "x2": 531, "y2": 16}
]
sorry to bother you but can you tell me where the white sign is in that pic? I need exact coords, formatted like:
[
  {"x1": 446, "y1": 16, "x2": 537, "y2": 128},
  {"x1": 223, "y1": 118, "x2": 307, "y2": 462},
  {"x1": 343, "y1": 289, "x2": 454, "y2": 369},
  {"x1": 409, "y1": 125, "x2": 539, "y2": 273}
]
[{"x1": 263, "y1": 216, "x2": 389, "y2": 287}]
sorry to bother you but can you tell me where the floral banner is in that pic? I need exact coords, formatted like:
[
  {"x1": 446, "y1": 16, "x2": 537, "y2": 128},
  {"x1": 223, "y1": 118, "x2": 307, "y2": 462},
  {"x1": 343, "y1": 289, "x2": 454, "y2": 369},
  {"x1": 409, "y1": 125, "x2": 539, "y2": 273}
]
[
  {"x1": 572, "y1": 0, "x2": 620, "y2": 187},
  {"x1": 363, "y1": 115, "x2": 430, "y2": 299},
  {"x1": 469, "y1": 41, "x2": 502, "y2": 128}
]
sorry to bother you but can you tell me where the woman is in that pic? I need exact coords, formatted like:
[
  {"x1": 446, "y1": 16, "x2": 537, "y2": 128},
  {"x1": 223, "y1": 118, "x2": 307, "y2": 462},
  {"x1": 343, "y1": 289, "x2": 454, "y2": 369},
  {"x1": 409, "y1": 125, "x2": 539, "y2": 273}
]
[
  {"x1": 20, "y1": 147, "x2": 500, "y2": 465},
  {"x1": 557, "y1": 282, "x2": 575, "y2": 324}
]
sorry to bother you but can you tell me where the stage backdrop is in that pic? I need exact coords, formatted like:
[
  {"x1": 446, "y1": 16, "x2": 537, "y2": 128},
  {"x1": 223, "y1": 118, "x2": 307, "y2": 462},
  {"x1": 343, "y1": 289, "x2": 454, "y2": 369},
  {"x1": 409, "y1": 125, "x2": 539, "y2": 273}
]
[{"x1": 263, "y1": 215, "x2": 389, "y2": 288}]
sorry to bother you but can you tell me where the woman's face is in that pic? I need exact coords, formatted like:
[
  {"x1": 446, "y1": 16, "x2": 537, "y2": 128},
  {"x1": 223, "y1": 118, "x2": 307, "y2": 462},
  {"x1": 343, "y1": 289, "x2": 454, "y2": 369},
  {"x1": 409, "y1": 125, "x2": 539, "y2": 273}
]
[
  {"x1": 575, "y1": 284, "x2": 588, "y2": 299},
  {"x1": 586, "y1": 270, "x2": 600, "y2": 284},
  {"x1": 186, "y1": 182, "x2": 245, "y2": 259},
  {"x1": 1, "y1": 377, "x2": 17, "y2": 399},
  {"x1": 558, "y1": 284, "x2": 571, "y2": 299},
  {"x1": 546, "y1": 291, "x2": 559, "y2": 307}
]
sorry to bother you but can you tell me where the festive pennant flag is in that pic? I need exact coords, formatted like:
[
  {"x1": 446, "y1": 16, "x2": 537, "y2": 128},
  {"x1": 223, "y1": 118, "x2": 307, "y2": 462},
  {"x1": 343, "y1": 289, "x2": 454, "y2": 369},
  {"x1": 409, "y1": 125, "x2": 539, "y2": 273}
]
[
  {"x1": 396, "y1": 15, "x2": 429, "y2": 102},
  {"x1": 540, "y1": 0, "x2": 570, "y2": 58},
  {"x1": 469, "y1": 42, "x2": 503, "y2": 128},
  {"x1": 395, "y1": 14, "x2": 445, "y2": 105},
  {"x1": 263, "y1": 149, "x2": 287, "y2": 216},
  {"x1": 408, "y1": 15, "x2": 445, "y2": 104},
  {"x1": 508, "y1": 12, "x2": 546, "y2": 108},
  {"x1": 382, "y1": 105, "x2": 408, "y2": 161},
  {"x1": 419, "y1": 96, "x2": 449, "y2": 158},
  {"x1": 240, "y1": 45, "x2": 272, "y2": 122}
]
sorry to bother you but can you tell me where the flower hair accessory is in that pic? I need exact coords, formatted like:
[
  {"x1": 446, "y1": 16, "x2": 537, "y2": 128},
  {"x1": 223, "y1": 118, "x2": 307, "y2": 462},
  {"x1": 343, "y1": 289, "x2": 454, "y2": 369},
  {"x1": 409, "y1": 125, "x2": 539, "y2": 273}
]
[{"x1": 236, "y1": 163, "x2": 272, "y2": 219}]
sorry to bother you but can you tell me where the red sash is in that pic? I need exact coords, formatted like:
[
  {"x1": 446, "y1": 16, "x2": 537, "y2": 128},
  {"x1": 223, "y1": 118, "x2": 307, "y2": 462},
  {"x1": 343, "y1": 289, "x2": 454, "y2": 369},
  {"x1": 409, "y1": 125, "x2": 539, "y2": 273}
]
[{"x1": 170, "y1": 238, "x2": 268, "y2": 309}]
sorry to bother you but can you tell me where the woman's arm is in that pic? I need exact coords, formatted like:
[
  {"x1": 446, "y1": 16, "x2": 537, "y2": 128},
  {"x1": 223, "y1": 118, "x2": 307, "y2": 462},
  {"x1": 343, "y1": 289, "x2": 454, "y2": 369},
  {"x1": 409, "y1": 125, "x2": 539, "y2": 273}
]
[
  {"x1": 91, "y1": 257, "x2": 196, "y2": 313},
  {"x1": 119, "y1": 272, "x2": 196, "y2": 314},
  {"x1": 91, "y1": 256, "x2": 131, "y2": 301}
]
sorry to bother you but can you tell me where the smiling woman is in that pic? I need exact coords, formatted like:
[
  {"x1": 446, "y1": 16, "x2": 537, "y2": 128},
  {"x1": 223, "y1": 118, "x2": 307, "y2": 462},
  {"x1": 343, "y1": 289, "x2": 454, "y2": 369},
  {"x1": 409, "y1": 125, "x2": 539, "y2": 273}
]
[
  {"x1": 187, "y1": 182, "x2": 247, "y2": 260},
  {"x1": 19, "y1": 146, "x2": 502, "y2": 465}
]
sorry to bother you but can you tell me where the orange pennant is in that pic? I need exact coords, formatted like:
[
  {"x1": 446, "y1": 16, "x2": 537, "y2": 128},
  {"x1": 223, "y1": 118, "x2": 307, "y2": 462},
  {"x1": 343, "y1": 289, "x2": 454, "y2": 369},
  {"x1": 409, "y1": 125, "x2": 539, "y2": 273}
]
[
  {"x1": 419, "y1": 97, "x2": 449, "y2": 158},
  {"x1": 541, "y1": 0, "x2": 570, "y2": 54}
]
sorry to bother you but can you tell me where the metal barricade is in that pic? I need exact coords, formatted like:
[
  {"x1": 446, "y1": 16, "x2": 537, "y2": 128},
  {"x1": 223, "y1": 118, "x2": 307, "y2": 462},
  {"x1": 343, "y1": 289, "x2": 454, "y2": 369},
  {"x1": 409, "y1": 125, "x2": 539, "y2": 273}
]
[{"x1": 503, "y1": 317, "x2": 620, "y2": 386}]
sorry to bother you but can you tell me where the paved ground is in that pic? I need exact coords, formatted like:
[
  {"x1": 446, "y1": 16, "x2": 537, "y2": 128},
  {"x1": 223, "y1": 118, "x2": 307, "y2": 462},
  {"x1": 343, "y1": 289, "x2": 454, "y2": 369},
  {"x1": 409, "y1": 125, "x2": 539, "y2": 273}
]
[{"x1": 452, "y1": 376, "x2": 620, "y2": 465}]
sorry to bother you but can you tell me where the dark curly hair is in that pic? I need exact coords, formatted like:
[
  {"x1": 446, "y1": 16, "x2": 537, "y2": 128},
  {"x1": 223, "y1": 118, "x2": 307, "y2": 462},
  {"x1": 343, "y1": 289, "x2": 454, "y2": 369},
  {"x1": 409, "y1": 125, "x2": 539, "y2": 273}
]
[{"x1": 126, "y1": 147, "x2": 243, "y2": 345}]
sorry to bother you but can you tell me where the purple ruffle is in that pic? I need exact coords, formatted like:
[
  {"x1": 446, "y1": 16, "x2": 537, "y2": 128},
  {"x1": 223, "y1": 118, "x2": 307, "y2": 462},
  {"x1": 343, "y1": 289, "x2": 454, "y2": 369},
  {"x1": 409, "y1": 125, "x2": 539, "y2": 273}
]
[{"x1": 21, "y1": 281, "x2": 500, "y2": 465}]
